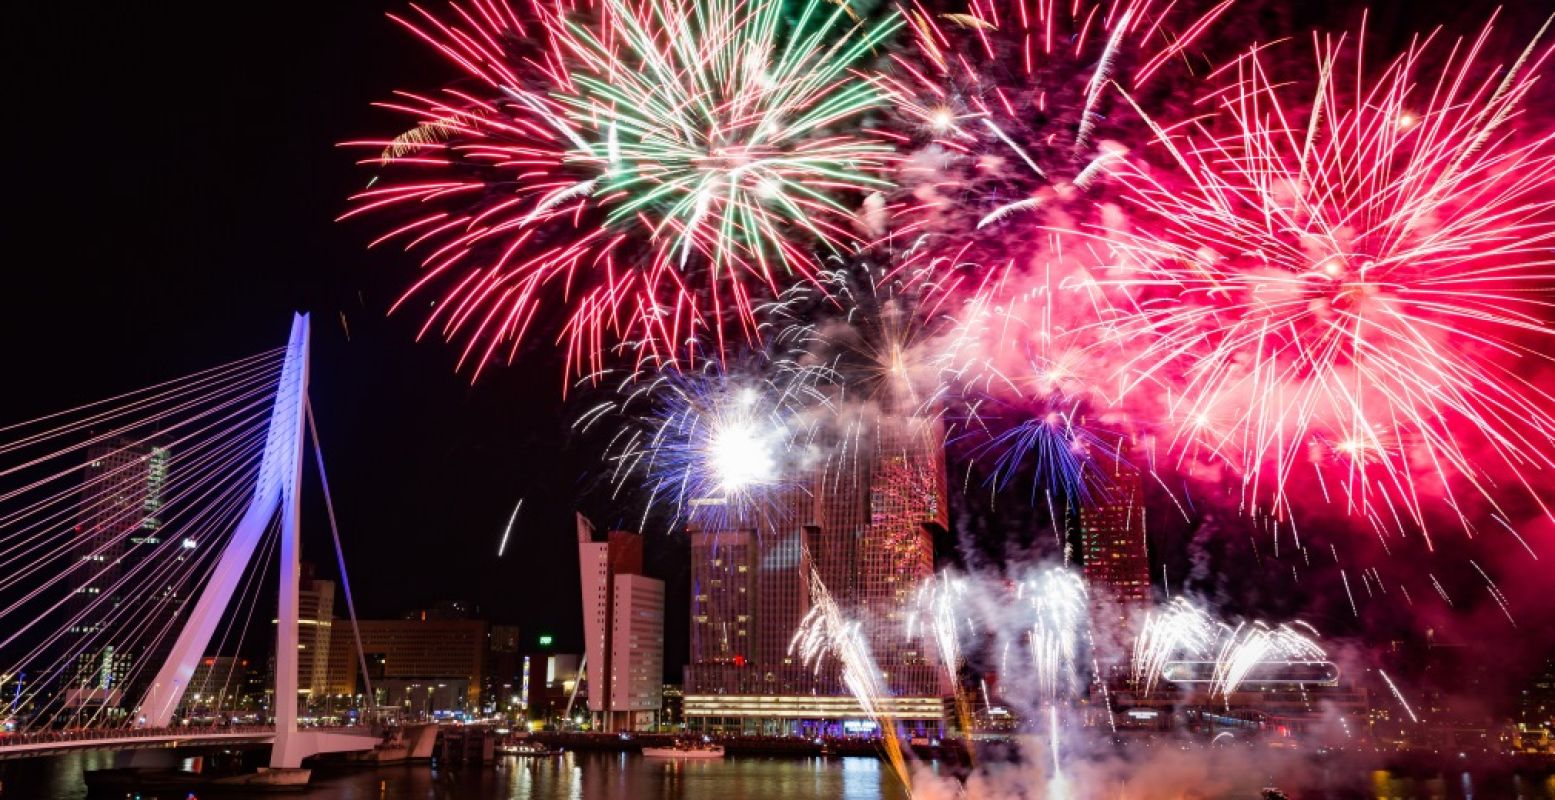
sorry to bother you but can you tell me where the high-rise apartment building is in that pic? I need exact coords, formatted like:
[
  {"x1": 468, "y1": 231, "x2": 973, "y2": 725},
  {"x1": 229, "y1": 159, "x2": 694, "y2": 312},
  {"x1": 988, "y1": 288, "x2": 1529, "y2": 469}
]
[
  {"x1": 295, "y1": 563, "x2": 337, "y2": 709},
  {"x1": 683, "y1": 413, "x2": 950, "y2": 736},
  {"x1": 684, "y1": 481, "x2": 822, "y2": 700},
  {"x1": 840, "y1": 415, "x2": 945, "y2": 700},
  {"x1": 1080, "y1": 455, "x2": 1151, "y2": 635},
  {"x1": 64, "y1": 441, "x2": 174, "y2": 710},
  {"x1": 577, "y1": 516, "x2": 663, "y2": 731},
  {"x1": 687, "y1": 528, "x2": 755, "y2": 691},
  {"x1": 610, "y1": 574, "x2": 664, "y2": 722}
]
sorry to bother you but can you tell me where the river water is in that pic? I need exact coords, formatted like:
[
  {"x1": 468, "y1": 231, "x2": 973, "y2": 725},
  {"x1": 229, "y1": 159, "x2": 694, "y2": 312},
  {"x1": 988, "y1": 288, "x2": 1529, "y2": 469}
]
[{"x1": 2, "y1": 751, "x2": 1552, "y2": 799}]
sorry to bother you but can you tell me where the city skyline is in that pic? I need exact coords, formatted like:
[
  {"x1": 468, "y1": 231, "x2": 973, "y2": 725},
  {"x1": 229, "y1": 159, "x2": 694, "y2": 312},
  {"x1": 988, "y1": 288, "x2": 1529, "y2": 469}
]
[
  {"x1": 2, "y1": 2, "x2": 1554, "y2": 796},
  {"x1": 4, "y1": 0, "x2": 1553, "y2": 703}
]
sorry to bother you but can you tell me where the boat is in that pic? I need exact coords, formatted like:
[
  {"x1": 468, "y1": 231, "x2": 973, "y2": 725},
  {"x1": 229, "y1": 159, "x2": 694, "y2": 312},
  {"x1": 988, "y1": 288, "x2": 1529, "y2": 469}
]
[
  {"x1": 641, "y1": 739, "x2": 725, "y2": 759},
  {"x1": 497, "y1": 740, "x2": 564, "y2": 757}
]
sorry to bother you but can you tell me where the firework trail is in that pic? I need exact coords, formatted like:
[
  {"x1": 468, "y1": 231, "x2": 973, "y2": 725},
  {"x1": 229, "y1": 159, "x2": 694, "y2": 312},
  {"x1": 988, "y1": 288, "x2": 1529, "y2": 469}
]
[
  {"x1": 768, "y1": 258, "x2": 952, "y2": 416},
  {"x1": 351, "y1": 0, "x2": 1555, "y2": 602},
  {"x1": 1208, "y1": 620, "x2": 1327, "y2": 698},
  {"x1": 1094, "y1": 15, "x2": 1555, "y2": 540},
  {"x1": 343, "y1": 0, "x2": 902, "y2": 377},
  {"x1": 1131, "y1": 597, "x2": 1216, "y2": 696},
  {"x1": 1378, "y1": 668, "x2": 1419, "y2": 723},
  {"x1": 496, "y1": 497, "x2": 523, "y2": 556},
  {"x1": 906, "y1": 566, "x2": 1090, "y2": 730},
  {"x1": 933, "y1": 240, "x2": 1139, "y2": 505},
  {"x1": 792, "y1": 567, "x2": 912, "y2": 792},
  {"x1": 1017, "y1": 568, "x2": 1090, "y2": 703}
]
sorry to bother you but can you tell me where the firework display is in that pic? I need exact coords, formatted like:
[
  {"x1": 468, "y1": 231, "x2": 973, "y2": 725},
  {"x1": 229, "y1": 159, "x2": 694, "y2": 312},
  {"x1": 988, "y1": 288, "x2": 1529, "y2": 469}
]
[
  {"x1": 330, "y1": 1, "x2": 1555, "y2": 792},
  {"x1": 1095, "y1": 18, "x2": 1555, "y2": 537},
  {"x1": 344, "y1": 0, "x2": 902, "y2": 375},
  {"x1": 350, "y1": 1, "x2": 1555, "y2": 550}
]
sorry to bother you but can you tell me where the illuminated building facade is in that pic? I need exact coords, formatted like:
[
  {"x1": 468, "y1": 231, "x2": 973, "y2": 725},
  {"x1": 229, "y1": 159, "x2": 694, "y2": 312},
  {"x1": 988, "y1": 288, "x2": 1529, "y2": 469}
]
[
  {"x1": 684, "y1": 414, "x2": 950, "y2": 736},
  {"x1": 353, "y1": 616, "x2": 488, "y2": 714},
  {"x1": 1080, "y1": 454, "x2": 1151, "y2": 634},
  {"x1": 296, "y1": 564, "x2": 336, "y2": 708},
  {"x1": 577, "y1": 517, "x2": 663, "y2": 731},
  {"x1": 64, "y1": 441, "x2": 173, "y2": 710},
  {"x1": 179, "y1": 656, "x2": 256, "y2": 717},
  {"x1": 687, "y1": 528, "x2": 756, "y2": 692}
]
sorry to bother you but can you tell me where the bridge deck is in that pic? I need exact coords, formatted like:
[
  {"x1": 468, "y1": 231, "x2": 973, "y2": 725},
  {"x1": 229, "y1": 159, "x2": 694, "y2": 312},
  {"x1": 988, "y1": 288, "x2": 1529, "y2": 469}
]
[{"x1": 0, "y1": 726, "x2": 375, "y2": 760}]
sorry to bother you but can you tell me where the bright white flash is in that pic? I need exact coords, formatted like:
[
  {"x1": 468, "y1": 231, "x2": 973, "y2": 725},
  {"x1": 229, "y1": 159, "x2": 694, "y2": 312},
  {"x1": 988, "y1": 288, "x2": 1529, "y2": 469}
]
[{"x1": 708, "y1": 419, "x2": 775, "y2": 493}]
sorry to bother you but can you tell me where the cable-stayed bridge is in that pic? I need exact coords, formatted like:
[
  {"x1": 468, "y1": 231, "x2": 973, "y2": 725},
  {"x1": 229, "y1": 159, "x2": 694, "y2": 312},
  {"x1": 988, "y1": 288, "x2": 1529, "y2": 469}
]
[{"x1": 0, "y1": 314, "x2": 381, "y2": 779}]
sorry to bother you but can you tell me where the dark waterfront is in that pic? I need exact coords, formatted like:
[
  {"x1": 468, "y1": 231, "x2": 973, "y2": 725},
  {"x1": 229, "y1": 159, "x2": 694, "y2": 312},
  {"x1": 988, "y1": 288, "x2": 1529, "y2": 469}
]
[{"x1": 3, "y1": 752, "x2": 1554, "y2": 799}]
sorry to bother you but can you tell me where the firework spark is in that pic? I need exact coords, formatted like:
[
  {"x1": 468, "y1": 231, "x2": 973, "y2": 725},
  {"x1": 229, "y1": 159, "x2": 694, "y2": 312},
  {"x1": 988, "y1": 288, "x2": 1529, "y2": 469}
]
[
  {"x1": 1132, "y1": 597, "x2": 1216, "y2": 696},
  {"x1": 792, "y1": 567, "x2": 911, "y2": 790},
  {"x1": 589, "y1": 359, "x2": 828, "y2": 528},
  {"x1": 889, "y1": 0, "x2": 1234, "y2": 233},
  {"x1": 344, "y1": 0, "x2": 902, "y2": 376},
  {"x1": 1208, "y1": 620, "x2": 1328, "y2": 697},
  {"x1": 1097, "y1": 16, "x2": 1555, "y2": 539}
]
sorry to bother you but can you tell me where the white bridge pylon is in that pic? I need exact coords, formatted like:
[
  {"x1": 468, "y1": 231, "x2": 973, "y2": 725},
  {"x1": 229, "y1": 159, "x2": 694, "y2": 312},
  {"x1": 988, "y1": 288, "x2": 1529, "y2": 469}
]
[{"x1": 136, "y1": 313, "x2": 375, "y2": 768}]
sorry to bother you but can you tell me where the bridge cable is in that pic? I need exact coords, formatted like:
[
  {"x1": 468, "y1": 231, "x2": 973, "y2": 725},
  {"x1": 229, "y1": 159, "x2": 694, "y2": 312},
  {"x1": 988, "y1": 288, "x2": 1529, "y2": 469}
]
[{"x1": 304, "y1": 395, "x2": 376, "y2": 713}]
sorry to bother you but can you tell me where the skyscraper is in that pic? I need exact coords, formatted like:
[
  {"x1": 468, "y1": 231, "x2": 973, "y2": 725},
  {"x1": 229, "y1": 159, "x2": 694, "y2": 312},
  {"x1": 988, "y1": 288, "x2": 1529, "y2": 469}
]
[
  {"x1": 683, "y1": 413, "x2": 950, "y2": 736},
  {"x1": 576, "y1": 516, "x2": 663, "y2": 731},
  {"x1": 686, "y1": 528, "x2": 756, "y2": 693},
  {"x1": 846, "y1": 415, "x2": 945, "y2": 700},
  {"x1": 64, "y1": 441, "x2": 173, "y2": 711},
  {"x1": 685, "y1": 477, "x2": 822, "y2": 703},
  {"x1": 289, "y1": 563, "x2": 336, "y2": 711},
  {"x1": 1080, "y1": 455, "x2": 1151, "y2": 634}
]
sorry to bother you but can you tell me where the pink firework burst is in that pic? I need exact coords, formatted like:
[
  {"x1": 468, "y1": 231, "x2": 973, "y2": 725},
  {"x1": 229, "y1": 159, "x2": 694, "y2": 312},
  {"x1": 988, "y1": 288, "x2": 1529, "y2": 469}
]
[
  {"x1": 887, "y1": 0, "x2": 1234, "y2": 235},
  {"x1": 341, "y1": 0, "x2": 902, "y2": 378},
  {"x1": 1098, "y1": 13, "x2": 1555, "y2": 542}
]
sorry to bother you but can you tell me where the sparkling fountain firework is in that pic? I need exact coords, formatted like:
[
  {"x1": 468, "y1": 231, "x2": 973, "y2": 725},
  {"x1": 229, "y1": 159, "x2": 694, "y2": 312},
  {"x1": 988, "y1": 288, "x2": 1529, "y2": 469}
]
[
  {"x1": 792, "y1": 566, "x2": 912, "y2": 791},
  {"x1": 803, "y1": 563, "x2": 1339, "y2": 795},
  {"x1": 1131, "y1": 596, "x2": 1216, "y2": 696}
]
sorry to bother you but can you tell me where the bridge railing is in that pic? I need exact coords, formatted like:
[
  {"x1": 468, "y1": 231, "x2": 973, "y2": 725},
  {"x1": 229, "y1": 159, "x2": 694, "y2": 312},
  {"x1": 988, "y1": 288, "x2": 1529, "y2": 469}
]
[
  {"x1": 0, "y1": 723, "x2": 275, "y2": 747},
  {"x1": 0, "y1": 722, "x2": 370, "y2": 745}
]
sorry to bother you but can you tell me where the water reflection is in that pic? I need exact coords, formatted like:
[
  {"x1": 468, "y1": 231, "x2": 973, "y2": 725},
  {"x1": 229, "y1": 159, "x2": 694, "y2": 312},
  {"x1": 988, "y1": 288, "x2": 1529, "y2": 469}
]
[{"x1": 0, "y1": 751, "x2": 1550, "y2": 799}]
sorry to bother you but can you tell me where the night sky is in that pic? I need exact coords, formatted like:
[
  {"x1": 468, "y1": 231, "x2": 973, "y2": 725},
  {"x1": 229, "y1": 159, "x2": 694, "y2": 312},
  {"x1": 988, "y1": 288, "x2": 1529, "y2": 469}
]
[{"x1": 4, "y1": 0, "x2": 1552, "y2": 689}]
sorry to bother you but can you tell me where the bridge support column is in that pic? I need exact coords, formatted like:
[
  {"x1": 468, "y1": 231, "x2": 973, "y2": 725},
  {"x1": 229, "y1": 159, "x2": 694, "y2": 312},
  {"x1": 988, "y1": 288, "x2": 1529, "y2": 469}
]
[
  {"x1": 134, "y1": 315, "x2": 311, "y2": 768},
  {"x1": 271, "y1": 314, "x2": 309, "y2": 769}
]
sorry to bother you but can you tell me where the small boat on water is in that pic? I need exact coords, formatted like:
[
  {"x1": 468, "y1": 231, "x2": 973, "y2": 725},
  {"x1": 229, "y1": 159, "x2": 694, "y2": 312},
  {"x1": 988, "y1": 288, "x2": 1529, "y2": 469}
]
[
  {"x1": 641, "y1": 739, "x2": 725, "y2": 759},
  {"x1": 497, "y1": 740, "x2": 564, "y2": 757}
]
